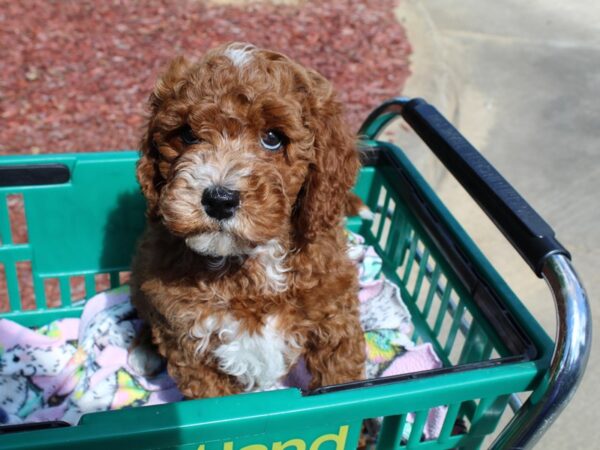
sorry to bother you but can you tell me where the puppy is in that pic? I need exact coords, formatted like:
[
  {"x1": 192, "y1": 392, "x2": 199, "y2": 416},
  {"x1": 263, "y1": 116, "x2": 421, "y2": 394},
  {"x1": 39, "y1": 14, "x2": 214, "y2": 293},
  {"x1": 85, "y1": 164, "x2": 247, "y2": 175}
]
[{"x1": 130, "y1": 43, "x2": 366, "y2": 398}]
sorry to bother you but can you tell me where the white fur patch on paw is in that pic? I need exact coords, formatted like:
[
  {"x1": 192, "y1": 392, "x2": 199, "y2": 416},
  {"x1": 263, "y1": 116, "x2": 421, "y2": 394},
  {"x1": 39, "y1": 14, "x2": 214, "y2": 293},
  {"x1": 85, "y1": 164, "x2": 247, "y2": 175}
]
[
  {"x1": 127, "y1": 344, "x2": 164, "y2": 377},
  {"x1": 359, "y1": 206, "x2": 375, "y2": 221}
]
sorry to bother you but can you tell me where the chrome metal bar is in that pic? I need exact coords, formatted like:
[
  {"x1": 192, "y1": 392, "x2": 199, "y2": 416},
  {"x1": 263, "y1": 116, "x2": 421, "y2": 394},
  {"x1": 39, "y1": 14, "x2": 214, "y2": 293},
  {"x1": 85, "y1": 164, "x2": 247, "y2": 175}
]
[{"x1": 490, "y1": 254, "x2": 592, "y2": 449}]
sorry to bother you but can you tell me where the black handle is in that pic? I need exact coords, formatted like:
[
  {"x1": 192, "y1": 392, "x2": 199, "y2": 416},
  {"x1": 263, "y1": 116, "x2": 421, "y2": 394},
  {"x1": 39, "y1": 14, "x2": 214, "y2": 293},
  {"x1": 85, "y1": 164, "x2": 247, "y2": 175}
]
[
  {"x1": 0, "y1": 164, "x2": 70, "y2": 187},
  {"x1": 361, "y1": 98, "x2": 569, "y2": 276}
]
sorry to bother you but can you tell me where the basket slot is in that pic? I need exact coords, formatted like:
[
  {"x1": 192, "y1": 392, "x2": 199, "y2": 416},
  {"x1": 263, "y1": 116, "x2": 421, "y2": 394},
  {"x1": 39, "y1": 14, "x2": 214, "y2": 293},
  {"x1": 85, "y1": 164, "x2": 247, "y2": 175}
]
[
  {"x1": 68, "y1": 276, "x2": 85, "y2": 303},
  {"x1": 443, "y1": 301, "x2": 466, "y2": 355},
  {"x1": 109, "y1": 271, "x2": 120, "y2": 288},
  {"x1": 43, "y1": 278, "x2": 61, "y2": 308},
  {"x1": 0, "y1": 194, "x2": 12, "y2": 245},
  {"x1": 32, "y1": 274, "x2": 46, "y2": 309},
  {"x1": 369, "y1": 182, "x2": 385, "y2": 235},
  {"x1": 437, "y1": 402, "x2": 462, "y2": 443},
  {"x1": 425, "y1": 283, "x2": 449, "y2": 335},
  {"x1": 473, "y1": 396, "x2": 495, "y2": 423},
  {"x1": 59, "y1": 277, "x2": 72, "y2": 307},
  {"x1": 7, "y1": 194, "x2": 28, "y2": 244},
  {"x1": 383, "y1": 198, "x2": 398, "y2": 253},
  {"x1": 376, "y1": 192, "x2": 392, "y2": 248},
  {"x1": 0, "y1": 264, "x2": 6, "y2": 312},
  {"x1": 436, "y1": 301, "x2": 455, "y2": 352},
  {"x1": 95, "y1": 273, "x2": 111, "y2": 293},
  {"x1": 119, "y1": 271, "x2": 131, "y2": 285},
  {"x1": 411, "y1": 247, "x2": 430, "y2": 299},
  {"x1": 467, "y1": 396, "x2": 510, "y2": 447},
  {"x1": 3, "y1": 262, "x2": 21, "y2": 312},
  {"x1": 387, "y1": 206, "x2": 407, "y2": 266},
  {"x1": 365, "y1": 179, "x2": 413, "y2": 270},
  {"x1": 407, "y1": 410, "x2": 429, "y2": 447},
  {"x1": 413, "y1": 264, "x2": 431, "y2": 312},
  {"x1": 401, "y1": 235, "x2": 419, "y2": 287},
  {"x1": 421, "y1": 264, "x2": 441, "y2": 319},
  {"x1": 449, "y1": 327, "x2": 467, "y2": 365},
  {"x1": 0, "y1": 261, "x2": 21, "y2": 311},
  {"x1": 459, "y1": 321, "x2": 488, "y2": 364},
  {"x1": 366, "y1": 174, "x2": 383, "y2": 212},
  {"x1": 1, "y1": 194, "x2": 37, "y2": 312},
  {"x1": 376, "y1": 414, "x2": 407, "y2": 450},
  {"x1": 15, "y1": 261, "x2": 34, "y2": 310},
  {"x1": 458, "y1": 399, "x2": 477, "y2": 432},
  {"x1": 481, "y1": 338, "x2": 495, "y2": 361},
  {"x1": 85, "y1": 273, "x2": 97, "y2": 298},
  {"x1": 432, "y1": 287, "x2": 453, "y2": 337}
]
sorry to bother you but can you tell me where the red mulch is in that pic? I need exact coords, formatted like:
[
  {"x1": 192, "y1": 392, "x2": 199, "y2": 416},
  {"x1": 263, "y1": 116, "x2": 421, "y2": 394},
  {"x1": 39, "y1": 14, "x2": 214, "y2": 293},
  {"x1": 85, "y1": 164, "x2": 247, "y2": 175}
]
[{"x1": 0, "y1": 0, "x2": 411, "y2": 307}]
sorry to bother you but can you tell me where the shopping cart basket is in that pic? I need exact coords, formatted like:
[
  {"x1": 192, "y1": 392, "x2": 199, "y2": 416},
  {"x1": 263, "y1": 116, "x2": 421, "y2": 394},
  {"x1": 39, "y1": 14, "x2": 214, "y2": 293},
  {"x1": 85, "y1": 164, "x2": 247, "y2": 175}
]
[{"x1": 0, "y1": 98, "x2": 591, "y2": 449}]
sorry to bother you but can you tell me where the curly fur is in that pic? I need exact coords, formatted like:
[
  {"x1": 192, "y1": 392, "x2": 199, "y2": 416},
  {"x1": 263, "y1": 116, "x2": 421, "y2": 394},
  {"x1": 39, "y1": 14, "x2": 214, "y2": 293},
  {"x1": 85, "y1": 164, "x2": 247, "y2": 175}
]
[{"x1": 130, "y1": 42, "x2": 366, "y2": 398}]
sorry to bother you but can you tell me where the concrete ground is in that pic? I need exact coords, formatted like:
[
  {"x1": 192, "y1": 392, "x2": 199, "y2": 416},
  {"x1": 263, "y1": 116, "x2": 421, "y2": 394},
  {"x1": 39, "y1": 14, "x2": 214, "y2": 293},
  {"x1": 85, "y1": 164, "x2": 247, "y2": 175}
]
[{"x1": 388, "y1": 0, "x2": 599, "y2": 447}]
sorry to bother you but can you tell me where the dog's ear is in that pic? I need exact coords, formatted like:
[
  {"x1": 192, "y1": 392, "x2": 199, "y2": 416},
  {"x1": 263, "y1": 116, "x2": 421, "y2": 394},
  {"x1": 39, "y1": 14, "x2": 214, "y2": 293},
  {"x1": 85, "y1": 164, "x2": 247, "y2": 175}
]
[
  {"x1": 137, "y1": 56, "x2": 191, "y2": 219},
  {"x1": 293, "y1": 71, "x2": 360, "y2": 245}
]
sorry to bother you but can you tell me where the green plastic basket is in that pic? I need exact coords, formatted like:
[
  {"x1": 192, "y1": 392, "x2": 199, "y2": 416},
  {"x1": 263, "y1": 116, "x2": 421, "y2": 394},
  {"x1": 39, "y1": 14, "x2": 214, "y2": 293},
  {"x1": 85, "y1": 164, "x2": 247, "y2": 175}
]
[{"x1": 0, "y1": 99, "x2": 589, "y2": 450}]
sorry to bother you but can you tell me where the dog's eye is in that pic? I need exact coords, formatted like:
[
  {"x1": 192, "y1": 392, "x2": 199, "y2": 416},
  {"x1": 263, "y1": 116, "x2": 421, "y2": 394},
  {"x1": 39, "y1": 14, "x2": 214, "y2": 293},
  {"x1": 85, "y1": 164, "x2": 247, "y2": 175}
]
[
  {"x1": 260, "y1": 130, "x2": 286, "y2": 152},
  {"x1": 179, "y1": 125, "x2": 201, "y2": 145}
]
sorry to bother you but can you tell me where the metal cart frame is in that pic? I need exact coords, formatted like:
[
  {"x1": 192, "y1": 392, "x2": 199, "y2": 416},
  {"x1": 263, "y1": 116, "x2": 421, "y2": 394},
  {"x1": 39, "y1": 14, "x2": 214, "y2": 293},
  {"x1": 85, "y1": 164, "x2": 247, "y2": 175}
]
[
  {"x1": 359, "y1": 97, "x2": 592, "y2": 448},
  {"x1": 0, "y1": 98, "x2": 592, "y2": 449}
]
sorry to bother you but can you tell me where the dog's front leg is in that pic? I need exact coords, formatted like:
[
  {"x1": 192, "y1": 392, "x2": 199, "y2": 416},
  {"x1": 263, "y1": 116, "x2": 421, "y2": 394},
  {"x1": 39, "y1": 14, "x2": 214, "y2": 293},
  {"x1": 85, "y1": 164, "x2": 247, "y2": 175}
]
[
  {"x1": 148, "y1": 325, "x2": 244, "y2": 399},
  {"x1": 304, "y1": 303, "x2": 366, "y2": 389},
  {"x1": 167, "y1": 355, "x2": 243, "y2": 399}
]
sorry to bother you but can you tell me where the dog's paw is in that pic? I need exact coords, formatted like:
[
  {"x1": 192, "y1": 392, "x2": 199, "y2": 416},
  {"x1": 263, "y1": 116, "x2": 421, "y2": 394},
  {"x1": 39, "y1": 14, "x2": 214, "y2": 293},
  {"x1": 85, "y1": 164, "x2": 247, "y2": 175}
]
[
  {"x1": 127, "y1": 344, "x2": 165, "y2": 377},
  {"x1": 358, "y1": 206, "x2": 375, "y2": 221}
]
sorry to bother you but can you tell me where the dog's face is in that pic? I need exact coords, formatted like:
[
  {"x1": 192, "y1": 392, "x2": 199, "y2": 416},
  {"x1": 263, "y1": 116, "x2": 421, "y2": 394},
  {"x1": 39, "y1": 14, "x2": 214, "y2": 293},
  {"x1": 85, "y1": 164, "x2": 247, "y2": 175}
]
[{"x1": 137, "y1": 43, "x2": 358, "y2": 262}]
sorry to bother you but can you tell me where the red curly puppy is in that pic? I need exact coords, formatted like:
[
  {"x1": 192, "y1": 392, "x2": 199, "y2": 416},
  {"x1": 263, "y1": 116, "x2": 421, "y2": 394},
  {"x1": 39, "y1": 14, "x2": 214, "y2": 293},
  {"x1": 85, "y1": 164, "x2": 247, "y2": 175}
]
[{"x1": 130, "y1": 43, "x2": 366, "y2": 398}]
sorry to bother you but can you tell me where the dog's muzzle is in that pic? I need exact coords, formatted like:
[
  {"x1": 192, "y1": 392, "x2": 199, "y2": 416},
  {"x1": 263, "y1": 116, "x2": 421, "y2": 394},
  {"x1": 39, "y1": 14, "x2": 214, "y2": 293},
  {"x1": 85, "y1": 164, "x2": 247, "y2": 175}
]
[{"x1": 201, "y1": 185, "x2": 240, "y2": 220}]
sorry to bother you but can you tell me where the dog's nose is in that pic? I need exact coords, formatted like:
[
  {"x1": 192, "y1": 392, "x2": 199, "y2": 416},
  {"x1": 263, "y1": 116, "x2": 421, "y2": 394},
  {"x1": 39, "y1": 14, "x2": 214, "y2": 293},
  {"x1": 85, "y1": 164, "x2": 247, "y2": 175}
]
[{"x1": 201, "y1": 186, "x2": 240, "y2": 220}]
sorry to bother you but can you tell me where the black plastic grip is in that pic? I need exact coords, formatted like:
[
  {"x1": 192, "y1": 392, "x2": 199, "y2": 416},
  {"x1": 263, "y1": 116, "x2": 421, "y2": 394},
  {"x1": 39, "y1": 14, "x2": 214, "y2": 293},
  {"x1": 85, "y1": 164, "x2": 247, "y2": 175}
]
[
  {"x1": 400, "y1": 98, "x2": 569, "y2": 276},
  {"x1": 0, "y1": 164, "x2": 70, "y2": 187}
]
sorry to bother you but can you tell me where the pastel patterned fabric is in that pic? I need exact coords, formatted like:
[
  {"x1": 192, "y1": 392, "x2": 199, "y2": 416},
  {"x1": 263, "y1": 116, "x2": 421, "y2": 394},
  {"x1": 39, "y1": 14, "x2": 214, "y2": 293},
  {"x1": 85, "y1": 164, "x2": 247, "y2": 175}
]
[{"x1": 0, "y1": 286, "x2": 182, "y2": 425}]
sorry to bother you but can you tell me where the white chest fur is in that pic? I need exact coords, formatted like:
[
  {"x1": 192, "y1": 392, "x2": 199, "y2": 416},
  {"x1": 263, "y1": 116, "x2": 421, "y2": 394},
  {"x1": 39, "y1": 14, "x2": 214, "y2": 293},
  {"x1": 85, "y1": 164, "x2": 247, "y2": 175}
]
[{"x1": 189, "y1": 314, "x2": 300, "y2": 391}]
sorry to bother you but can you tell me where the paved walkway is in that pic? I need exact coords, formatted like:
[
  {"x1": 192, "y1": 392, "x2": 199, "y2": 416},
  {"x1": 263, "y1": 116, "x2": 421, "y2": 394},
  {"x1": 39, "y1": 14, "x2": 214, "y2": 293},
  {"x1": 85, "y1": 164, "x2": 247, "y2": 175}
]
[{"x1": 390, "y1": 0, "x2": 600, "y2": 447}]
